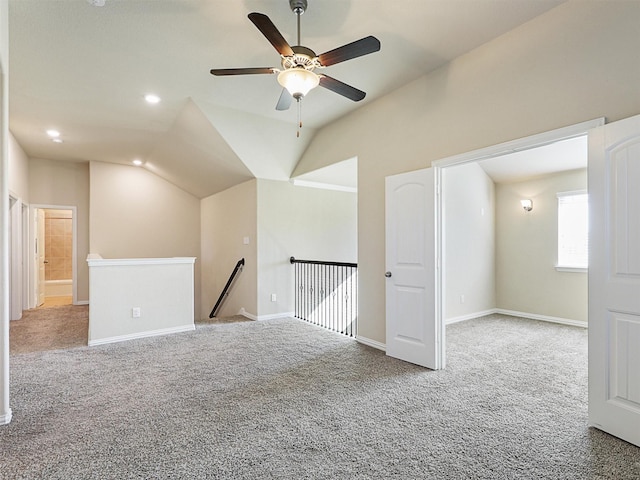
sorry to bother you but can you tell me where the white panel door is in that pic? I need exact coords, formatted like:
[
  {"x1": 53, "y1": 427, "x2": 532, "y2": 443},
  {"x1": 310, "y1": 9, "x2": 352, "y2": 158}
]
[
  {"x1": 589, "y1": 114, "x2": 640, "y2": 447},
  {"x1": 385, "y1": 168, "x2": 441, "y2": 369}
]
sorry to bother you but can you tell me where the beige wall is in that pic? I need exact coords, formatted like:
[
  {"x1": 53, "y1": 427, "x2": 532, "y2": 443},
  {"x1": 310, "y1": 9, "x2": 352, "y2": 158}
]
[
  {"x1": 496, "y1": 169, "x2": 587, "y2": 322},
  {"x1": 8, "y1": 132, "x2": 29, "y2": 202},
  {"x1": 200, "y1": 179, "x2": 257, "y2": 318},
  {"x1": 89, "y1": 161, "x2": 201, "y2": 319},
  {"x1": 256, "y1": 179, "x2": 357, "y2": 317},
  {"x1": 293, "y1": 2, "x2": 640, "y2": 344},
  {"x1": 443, "y1": 163, "x2": 495, "y2": 320},
  {"x1": 29, "y1": 158, "x2": 90, "y2": 302}
]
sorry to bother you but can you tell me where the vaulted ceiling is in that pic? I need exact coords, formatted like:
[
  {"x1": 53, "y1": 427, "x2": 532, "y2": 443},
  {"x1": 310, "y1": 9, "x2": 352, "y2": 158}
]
[{"x1": 8, "y1": 0, "x2": 564, "y2": 198}]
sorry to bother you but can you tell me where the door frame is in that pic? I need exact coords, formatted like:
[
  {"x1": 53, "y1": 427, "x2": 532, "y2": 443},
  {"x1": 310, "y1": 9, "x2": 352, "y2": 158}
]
[
  {"x1": 29, "y1": 204, "x2": 78, "y2": 307},
  {"x1": 432, "y1": 118, "x2": 604, "y2": 367}
]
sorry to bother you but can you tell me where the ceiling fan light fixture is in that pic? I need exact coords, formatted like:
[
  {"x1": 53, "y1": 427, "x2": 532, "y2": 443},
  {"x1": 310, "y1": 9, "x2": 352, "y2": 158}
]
[{"x1": 277, "y1": 68, "x2": 319, "y2": 99}]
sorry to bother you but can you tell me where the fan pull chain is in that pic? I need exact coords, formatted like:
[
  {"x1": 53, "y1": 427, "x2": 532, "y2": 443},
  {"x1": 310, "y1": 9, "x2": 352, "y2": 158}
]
[{"x1": 297, "y1": 98, "x2": 302, "y2": 138}]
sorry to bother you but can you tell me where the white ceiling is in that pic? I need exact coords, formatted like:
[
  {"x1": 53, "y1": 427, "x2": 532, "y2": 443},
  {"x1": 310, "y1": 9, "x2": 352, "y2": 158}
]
[
  {"x1": 8, "y1": 0, "x2": 565, "y2": 198},
  {"x1": 478, "y1": 135, "x2": 588, "y2": 184}
]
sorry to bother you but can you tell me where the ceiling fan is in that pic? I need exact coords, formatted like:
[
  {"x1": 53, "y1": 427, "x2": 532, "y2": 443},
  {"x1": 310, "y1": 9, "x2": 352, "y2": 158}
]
[{"x1": 210, "y1": 0, "x2": 381, "y2": 134}]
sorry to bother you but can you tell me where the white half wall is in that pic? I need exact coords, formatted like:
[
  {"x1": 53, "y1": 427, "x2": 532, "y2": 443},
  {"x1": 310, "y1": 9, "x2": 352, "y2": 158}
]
[{"x1": 87, "y1": 256, "x2": 195, "y2": 345}]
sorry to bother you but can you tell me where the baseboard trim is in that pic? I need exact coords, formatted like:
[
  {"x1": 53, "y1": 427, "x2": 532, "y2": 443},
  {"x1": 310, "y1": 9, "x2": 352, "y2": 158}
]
[
  {"x1": 74, "y1": 300, "x2": 89, "y2": 306},
  {"x1": 88, "y1": 324, "x2": 195, "y2": 346},
  {"x1": 356, "y1": 336, "x2": 386, "y2": 352},
  {"x1": 257, "y1": 311, "x2": 294, "y2": 321},
  {"x1": 238, "y1": 308, "x2": 294, "y2": 321},
  {"x1": 0, "y1": 409, "x2": 13, "y2": 425},
  {"x1": 238, "y1": 308, "x2": 257, "y2": 320},
  {"x1": 495, "y1": 309, "x2": 587, "y2": 328},
  {"x1": 446, "y1": 309, "x2": 497, "y2": 325}
]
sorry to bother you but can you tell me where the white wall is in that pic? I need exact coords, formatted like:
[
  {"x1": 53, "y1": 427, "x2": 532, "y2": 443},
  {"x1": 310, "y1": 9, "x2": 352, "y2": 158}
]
[
  {"x1": 29, "y1": 158, "x2": 90, "y2": 303},
  {"x1": 89, "y1": 161, "x2": 201, "y2": 319},
  {"x1": 8, "y1": 132, "x2": 29, "y2": 202},
  {"x1": 443, "y1": 163, "x2": 495, "y2": 321},
  {"x1": 200, "y1": 179, "x2": 257, "y2": 319},
  {"x1": 496, "y1": 169, "x2": 588, "y2": 322},
  {"x1": 256, "y1": 179, "x2": 357, "y2": 317},
  {"x1": 0, "y1": 0, "x2": 11, "y2": 425},
  {"x1": 293, "y1": 2, "x2": 640, "y2": 344}
]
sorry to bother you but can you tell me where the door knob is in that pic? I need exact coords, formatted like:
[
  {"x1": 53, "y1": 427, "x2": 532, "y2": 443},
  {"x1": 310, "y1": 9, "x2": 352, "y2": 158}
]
[{"x1": 385, "y1": 271, "x2": 392, "y2": 278}]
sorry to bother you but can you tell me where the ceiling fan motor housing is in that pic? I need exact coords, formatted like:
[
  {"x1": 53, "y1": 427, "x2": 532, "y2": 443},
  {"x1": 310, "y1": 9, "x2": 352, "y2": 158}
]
[
  {"x1": 289, "y1": 0, "x2": 308, "y2": 15},
  {"x1": 282, "y1": 46, "x2": 319, "y2": 70}
]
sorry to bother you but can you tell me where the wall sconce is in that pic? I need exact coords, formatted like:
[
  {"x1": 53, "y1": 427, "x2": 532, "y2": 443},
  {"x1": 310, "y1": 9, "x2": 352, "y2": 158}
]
[{"x1": 521, "y1": 199, "x2": 533, "y2": 212}]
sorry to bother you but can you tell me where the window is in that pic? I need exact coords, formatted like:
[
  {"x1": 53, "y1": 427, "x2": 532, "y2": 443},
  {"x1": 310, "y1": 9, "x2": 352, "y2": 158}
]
[{"x1": 557, "y1": 190, "x2": 588, "y2": 271}]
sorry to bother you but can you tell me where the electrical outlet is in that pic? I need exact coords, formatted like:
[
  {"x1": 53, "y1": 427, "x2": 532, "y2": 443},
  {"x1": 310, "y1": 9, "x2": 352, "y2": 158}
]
[
  {"x1": 270, "y1": 293, "x2": 277, "y2": 302},
  {"x1": 132, "y1": 307, "x2": 141, "y2": 318},
  {"x1": 460, "y1": 295, "x2": 465, "y2": 304}
]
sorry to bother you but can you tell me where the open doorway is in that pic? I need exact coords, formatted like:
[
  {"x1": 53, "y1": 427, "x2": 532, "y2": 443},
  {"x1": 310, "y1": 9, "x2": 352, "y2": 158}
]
[
  {"x1": 30, "y1": 205, "x2": 78, "y2": 308},
  {"x1": 41, "y1": 209, "x2": 74, "y2": 307},
  {"x1": 441, "y1": 135, "x2": 588, "y2": 327},
  {"x1": 10, "y1": 204, "x2": 87, "y2": 354},
  {"x1": 433, "y1": 118, "x2": 603, "y2": 368}
]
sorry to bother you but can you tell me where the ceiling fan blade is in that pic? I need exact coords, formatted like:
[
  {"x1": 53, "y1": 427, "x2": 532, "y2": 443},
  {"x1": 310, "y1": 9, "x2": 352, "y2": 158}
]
[
  {"x1": 210, "y1": 67, "x2": 276, "y2": 76},
  {"x1": 248, "y1": 12, "x2": 294, "y2": 57},
  {"x1": 318, "y1": 75, "x2": 366, "y2": 102},
  {"x1": 318, "y1": 36, "x2": 381, "y2": 67},
  {"x1": 275, "y1": 88, "x2": 293, "y2": 111}
]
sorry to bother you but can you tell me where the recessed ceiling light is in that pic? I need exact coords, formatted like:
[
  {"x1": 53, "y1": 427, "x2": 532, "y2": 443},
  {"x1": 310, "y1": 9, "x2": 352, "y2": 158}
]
[
  {"x1": 132, "y1": 159, "x2": 144, "y2": 166},
  {"x1": 52, "y1": 138, "x2": 63, "y2": 144},
  {"x1": 144, "y1": 94, "x2": 161, "y2": 104},
  {"x1": 46, "y1": 129, "x2": 60, "y2": 138},
  {"x1": 87, "y1": 0, "x2": 106, "y2": 6}
]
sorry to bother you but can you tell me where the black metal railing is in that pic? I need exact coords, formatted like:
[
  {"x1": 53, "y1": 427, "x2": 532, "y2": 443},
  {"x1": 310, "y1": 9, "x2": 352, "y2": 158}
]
[
  {"x1": 290, "y1": 256, "x2": 357, "y2": 337},
  {"x1": 209, "y1": 258, "x2": 245, "y2": 318}
]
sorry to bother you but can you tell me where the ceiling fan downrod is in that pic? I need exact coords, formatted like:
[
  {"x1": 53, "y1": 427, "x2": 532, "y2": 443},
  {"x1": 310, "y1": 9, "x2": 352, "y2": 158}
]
[
  {"x1": 289, "y1": 0, "x2": 307, "y2": 45},
  {"x1": 289, "y1": 0, "x2": 308, "y2": 137}
]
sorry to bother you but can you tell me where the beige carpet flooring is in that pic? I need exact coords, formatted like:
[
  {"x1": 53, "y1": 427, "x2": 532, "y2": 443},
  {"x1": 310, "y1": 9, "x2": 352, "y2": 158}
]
[
  {"x1": 10, "y1": 306, "x2": 251, "y2": 355},
  {"x1": 10, "y1": 304, "x2": 89, "y2": 355},
  {"x1": 4, "y1": 315, "x2": 640, "y2": 478}
]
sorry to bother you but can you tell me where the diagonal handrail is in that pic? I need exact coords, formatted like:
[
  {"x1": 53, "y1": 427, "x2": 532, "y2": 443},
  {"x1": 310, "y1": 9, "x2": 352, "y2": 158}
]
[{"x1": 209, "y1": 258, "x2": 245, "y2": 318}]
